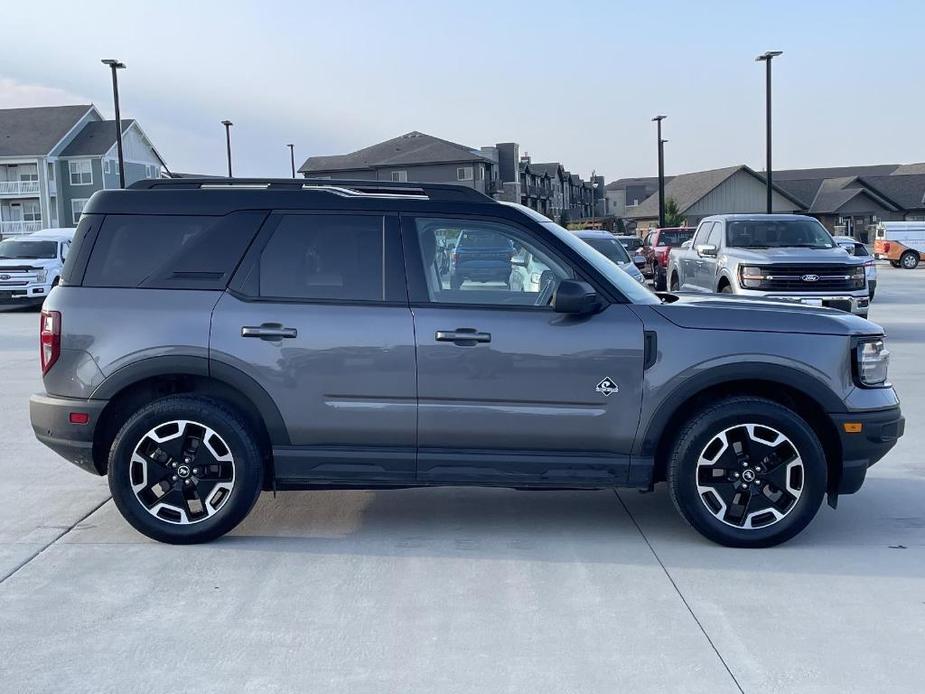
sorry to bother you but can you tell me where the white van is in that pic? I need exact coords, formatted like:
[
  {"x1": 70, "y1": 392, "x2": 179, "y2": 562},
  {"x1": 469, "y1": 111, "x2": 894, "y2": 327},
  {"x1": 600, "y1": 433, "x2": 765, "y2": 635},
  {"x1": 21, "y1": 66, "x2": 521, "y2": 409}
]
[
  {"x1": 874, "y1": 221, "x2": 925, "y2": 269},
  {"x1": 0, "y1": 228, "x2": 75, "y2": 304}
]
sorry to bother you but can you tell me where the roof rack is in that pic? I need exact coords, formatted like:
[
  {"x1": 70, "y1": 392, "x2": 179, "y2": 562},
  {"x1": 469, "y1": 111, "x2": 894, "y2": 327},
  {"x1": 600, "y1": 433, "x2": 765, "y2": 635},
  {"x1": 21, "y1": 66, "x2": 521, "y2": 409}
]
[{"x1": 128, "y1": 178, "x2": 493, "y2": 202}]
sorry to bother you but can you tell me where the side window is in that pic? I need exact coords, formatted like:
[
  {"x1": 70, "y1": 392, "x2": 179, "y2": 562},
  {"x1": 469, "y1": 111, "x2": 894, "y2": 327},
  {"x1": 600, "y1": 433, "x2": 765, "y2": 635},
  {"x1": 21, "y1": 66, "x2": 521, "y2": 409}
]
[
  {"x1": 259, "y1": 214, "x2": 384, "y2": 301},
  {"x1": 706, "y1": 223, "x2": 723, "y2": 248},
  {"x1": 693, "y1": 222, "x2": 713, "y2": 246},
  {"x1": 413, "y1": 218, "x2": 573, "y2": 307}
]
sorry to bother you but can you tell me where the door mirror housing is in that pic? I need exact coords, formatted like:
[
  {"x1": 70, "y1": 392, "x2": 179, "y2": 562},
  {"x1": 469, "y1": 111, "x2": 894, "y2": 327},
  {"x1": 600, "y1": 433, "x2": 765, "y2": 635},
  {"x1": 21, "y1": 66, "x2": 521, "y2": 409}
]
[
  {"x1": 696, "y1": 244, "x2": 718, "y2": 258},
  {"x1": 680, "y1": 240, "x2": 693, "y2": 250},
  {"x1": 553, "y1": 280, "x2": 600, "y2": 315},
  {"x1": 633, "y1": 254, "x2": 646, "y2": 268}
]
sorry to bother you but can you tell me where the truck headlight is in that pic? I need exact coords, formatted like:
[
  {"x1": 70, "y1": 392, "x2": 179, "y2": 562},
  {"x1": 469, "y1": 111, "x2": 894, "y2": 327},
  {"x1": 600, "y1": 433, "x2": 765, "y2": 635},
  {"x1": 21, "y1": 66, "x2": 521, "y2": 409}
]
[
  {"x1": 855, "y1": 338, "x2": 890, "y2": 386},
  {"x1": 848, "y1": 266, "x2": 866, "y2": 289},
  {"x1": 739, "y1": 265, "x2": 767, "y2": 288},
  {"x1": 35, "y1": 269, "x2": 47, "y2": 283}
]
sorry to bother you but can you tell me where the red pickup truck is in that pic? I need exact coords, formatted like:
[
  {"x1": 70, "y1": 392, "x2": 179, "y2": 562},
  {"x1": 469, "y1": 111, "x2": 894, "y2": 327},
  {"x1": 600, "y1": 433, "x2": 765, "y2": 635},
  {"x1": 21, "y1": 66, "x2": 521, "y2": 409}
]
[{"x1": 642, "y1": 227, "x2": 696, "y2": 290}]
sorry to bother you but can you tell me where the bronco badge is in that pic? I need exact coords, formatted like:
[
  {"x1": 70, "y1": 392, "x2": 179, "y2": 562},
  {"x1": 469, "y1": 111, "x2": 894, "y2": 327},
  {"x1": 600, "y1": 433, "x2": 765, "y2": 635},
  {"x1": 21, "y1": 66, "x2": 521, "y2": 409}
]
[{"x1": 595, "y1": 377, "x2": 619, "y2": 397}]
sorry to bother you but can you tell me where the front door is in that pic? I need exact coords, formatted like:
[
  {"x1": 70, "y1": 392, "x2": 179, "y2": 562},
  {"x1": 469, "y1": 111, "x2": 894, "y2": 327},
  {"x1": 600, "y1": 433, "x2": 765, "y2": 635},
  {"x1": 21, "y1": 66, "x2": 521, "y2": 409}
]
[
  {"x1": 403, "y1": 215, "x2": 645, "y2": 486},
  {"x1": 211, "y1": 211, "x2": 417, "y2": 484}
]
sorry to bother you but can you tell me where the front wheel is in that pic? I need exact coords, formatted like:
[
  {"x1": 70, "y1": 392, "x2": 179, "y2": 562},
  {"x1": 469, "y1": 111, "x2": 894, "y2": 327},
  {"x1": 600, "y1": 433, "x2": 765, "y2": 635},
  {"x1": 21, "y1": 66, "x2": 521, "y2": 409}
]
[
  {"x1": 108, "y1": 396, "x2": 263, "y2": 544},
  {"x1": 667, "y1": 396, "x2": 826, "y2": 547},
  {"x1": 900, "y1": 251, "x2": 919, "y2": 269},
  {"x1": 889, "y1": 260, "x2": 901, "y2": 268}
]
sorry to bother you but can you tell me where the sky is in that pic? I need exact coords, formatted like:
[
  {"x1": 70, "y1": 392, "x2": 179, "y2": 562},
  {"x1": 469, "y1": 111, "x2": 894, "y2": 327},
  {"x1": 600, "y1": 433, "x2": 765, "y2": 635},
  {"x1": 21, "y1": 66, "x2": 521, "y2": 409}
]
[{"x1": 1, "y1": 0, "x2": 923, "y2": 182}]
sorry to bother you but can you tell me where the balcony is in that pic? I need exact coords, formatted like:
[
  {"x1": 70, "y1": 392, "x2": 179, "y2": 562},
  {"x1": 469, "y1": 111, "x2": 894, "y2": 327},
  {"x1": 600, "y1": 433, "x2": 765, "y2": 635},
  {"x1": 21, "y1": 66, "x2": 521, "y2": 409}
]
[
  {"x1": 0, "y1": 180, "x2": 40, "y2": 196},
  {"x1": 0, "y1": 220, "x2": 43, "y2": 236}
]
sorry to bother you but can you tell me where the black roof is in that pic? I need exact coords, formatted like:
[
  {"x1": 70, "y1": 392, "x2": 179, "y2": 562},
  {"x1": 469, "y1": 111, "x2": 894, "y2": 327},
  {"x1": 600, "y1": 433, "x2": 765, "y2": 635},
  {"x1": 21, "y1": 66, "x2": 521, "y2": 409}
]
[{"x1": 90, "y1": 178, "x2": 499, "y2": 217}]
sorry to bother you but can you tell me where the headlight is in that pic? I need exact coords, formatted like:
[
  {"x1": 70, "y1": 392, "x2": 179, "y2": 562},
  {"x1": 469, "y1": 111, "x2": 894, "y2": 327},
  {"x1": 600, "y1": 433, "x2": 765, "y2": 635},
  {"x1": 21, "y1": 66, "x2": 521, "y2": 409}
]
[
  {"x1": 855, "y1": 338, "x2": 890, "y2": 386},
  {"x1": 848, "y1": 265, "x2": 866, "y2": 289},
  {"x1": 739, "y1": 265, "x2": 768, "y2": 288},
  {"x1": 35, "y1": 269, "x2": 47, "y2": 283}
]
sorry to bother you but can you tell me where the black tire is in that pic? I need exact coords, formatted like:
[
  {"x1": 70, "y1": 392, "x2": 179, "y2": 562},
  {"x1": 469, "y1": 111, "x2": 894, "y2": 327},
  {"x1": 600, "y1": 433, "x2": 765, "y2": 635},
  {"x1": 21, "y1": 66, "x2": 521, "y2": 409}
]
[
  {"x1": 654, "y1": 269, "x2": 667, "y2": 291},
  {"x1": 900, "y1": 251, "x2": 919, "y2": 270},
  {"x1": 667, "y1": 396, "x2": 826, "y2": 548},
  {"x1": 669, "y1": 273, "x2": 680, "y2": 291},
  {"x1": 108, "y1": 395, "x2": 263, "y2": 544},
  {"x1": 889, "y1": 260, "x2": 901, "y2": 268},
  {"x1": 719, "y1": 284, "x2": 733, "y2": 294}
]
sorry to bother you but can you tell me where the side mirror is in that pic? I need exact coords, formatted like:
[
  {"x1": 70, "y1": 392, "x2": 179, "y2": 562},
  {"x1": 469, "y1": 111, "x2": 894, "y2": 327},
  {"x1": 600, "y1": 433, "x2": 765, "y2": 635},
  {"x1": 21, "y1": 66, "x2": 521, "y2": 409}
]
[
  {"x1": 633, "y1": 254, "x2": 646, "y2": 268},
  {"x1": 681, "y1": 240, "x2": 693, "y2": 250},
  {"x1": 553, "y1": 279, "x2": 600, "y2": 315},
  {"x1": 696, "y1": 244, "x2": 718, "y2": 258}
]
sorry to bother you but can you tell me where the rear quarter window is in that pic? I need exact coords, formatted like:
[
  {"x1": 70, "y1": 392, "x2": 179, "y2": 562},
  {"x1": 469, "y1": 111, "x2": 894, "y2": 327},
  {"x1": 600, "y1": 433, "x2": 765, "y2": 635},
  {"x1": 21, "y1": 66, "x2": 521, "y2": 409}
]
[{"x1": 82, "y1": 212, "x2": 265, "y2": 289}]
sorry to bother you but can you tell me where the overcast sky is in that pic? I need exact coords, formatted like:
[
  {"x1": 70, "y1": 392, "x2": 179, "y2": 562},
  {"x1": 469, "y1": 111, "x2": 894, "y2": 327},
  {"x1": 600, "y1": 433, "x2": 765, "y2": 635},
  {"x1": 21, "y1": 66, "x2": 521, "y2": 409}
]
[{"x1": 1, "y1": 0, "x2": 922, "y2": 182}]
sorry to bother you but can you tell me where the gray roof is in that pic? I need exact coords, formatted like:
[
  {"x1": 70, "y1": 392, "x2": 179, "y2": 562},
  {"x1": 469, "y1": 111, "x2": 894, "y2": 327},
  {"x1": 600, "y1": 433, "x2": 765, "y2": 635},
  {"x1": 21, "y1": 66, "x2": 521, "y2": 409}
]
[
  {"x1": 859, "y1": 173, "x2": 925, "y2": 210},
  {"x1": 299, "y1": 131, "x2": 490, "y2": 173},
  {"x1": 628, "y1": 165, "x2": 805, "y2": 219},
  {"x1": 768, "y1": 164, "x2": 900, "y2": 180},
  {"x1": 893, "y1": 163, "x2": 925, "y2": 175},
  {"x1": 59, "y1": 119, "x2": 135, "y2": 156},
  {"x1": 606, "y1": 175, "x2": 666, "y2": 191},
  {"x1": 529, "y1": 162, "x2": 566, "y2": 179},
  {"x1": 0, "y1": 104, "x2": 93, "y2": 156}
]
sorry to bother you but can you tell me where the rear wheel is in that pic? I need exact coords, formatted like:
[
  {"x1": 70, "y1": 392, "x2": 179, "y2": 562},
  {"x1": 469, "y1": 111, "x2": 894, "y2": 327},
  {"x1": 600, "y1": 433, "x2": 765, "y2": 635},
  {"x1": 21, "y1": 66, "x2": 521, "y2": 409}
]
[
  {"x1": 108, "y1": 396, "x2": 263, "y2": 544},
  {"x1": 669, "y1": 273, "x2": 680, "y2": 291},
  {"x1": 900, "y1": 251, "x2": 919, "y2": 269},
  {"x1": 719, "y1": 284, "x2": 733, "y2": 294},
  {"x1": 667, "y1": 396, "x2": 826, "y2": 547}
]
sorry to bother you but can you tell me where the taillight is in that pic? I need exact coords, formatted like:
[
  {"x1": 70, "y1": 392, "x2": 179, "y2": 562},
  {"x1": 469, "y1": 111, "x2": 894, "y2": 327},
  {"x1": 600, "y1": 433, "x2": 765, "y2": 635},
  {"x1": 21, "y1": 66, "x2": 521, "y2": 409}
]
[
  {"x1": 40, "y1": 309, "x2": 60, "y2": 375},
  {"x1": 883, "y1": 242, "x2": 891, "y2": 253}
]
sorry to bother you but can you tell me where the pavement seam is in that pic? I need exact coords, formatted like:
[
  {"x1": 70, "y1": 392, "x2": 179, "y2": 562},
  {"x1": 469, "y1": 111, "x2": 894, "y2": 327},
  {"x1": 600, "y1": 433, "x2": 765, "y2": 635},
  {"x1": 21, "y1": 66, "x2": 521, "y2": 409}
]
[
  {"x1": 0, "y1": 496, "x2": 111, "y2": 586},
  {"x1": 614, "y1": 490, "x2": 745, "y2": 694}
]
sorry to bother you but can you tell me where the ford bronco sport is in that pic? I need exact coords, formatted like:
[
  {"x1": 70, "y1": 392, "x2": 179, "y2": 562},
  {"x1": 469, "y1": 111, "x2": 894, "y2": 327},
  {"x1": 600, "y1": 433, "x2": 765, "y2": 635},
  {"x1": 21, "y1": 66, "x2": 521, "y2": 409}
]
[{"x1": 30, "y1": 179, "x2": 904, "y2": 547}]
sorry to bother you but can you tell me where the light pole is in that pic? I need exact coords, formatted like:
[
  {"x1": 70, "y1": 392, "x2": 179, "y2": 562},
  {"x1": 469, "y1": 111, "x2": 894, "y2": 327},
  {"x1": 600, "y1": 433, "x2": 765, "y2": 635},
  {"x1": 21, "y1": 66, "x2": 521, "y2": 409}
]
[
  {"x1": 101, "y1": 59, "x2": 126, "y2": 188},
  {"x1": 756, "y1": 50, "x2": 783, "y2": 214},
  {"x1": 221, "y1": 120, "x2": 233, "y2": 177},
  {"x1": 287, "y1": 143, "x2": 296, "y2": 178},
  {"x1": 652, "y1": 115, "x2": 667, "y2": 228}
]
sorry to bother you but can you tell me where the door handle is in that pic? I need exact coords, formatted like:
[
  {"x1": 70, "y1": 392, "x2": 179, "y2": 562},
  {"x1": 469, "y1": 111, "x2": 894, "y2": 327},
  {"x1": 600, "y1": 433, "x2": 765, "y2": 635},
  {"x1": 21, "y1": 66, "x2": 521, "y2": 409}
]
[
  {"x1": 435, "y1": 329, "x2": 491, "y2": 345},
  {"x1": 241, "y1": 324, "x2": 298, "y2": 340}
]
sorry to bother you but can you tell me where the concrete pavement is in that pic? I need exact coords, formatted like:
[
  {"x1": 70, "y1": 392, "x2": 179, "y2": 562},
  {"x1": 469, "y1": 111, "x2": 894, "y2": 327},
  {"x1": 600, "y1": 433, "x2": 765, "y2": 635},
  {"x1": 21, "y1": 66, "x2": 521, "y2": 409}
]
[{"x1": 0, "y1": 268, "x2": 922, "y2": 693}]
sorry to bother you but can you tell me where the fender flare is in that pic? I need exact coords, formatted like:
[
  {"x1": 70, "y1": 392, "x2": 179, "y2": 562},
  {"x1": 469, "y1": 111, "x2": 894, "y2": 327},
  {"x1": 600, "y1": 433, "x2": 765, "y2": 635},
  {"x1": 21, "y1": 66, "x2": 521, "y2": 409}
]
[
  {"x1": 635, "y1": 361, "x2": 844, "y2": 457},
  {"x1": 91, "y1": 355, "x2": 290, "y2": 445}
]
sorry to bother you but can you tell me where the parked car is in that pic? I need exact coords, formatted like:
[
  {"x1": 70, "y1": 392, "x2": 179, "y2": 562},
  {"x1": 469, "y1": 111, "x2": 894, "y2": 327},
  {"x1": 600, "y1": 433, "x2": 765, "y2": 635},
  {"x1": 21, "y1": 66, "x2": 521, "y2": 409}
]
[
  {"x1": 615, "y1": 235, "x2": 647, "y2": 270},
  {"x1": 30, "y1": 179, "x2": 903, "y2": 548},
  {"x1": 642, "y1": 227, "x2": 696, "y2": 290},
  {"x1": 573, "y1": 229, "x2": 647, "y2": 285},
  {"x1": 449, "y1": 227, "x2": 515, "y2": 288},
  {"x1": 834, "y1": 235, "x2": 877, "y2": 299},
  {"x1": 667, "y1": 215, "x2": 870, "y2": 317},
  {"x1": 873, "y1": 221, "x2": 925, "y2": 269},
  {"x1": 0, "y1": 228, "x2": 74, "y2": 305}
]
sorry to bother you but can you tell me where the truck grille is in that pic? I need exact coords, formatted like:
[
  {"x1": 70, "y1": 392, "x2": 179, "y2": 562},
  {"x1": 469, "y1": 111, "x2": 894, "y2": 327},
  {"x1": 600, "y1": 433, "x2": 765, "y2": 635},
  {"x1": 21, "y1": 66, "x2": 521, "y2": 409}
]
[{"x1": 755, "y1": 264, "x2": 863, "y2": 292}]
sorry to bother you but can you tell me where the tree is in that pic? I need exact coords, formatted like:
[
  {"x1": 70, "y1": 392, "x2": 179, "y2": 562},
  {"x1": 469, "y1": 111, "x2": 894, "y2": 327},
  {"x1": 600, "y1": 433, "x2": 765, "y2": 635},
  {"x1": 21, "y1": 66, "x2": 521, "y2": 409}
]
[
  {"x1": 615, "y1": 217, "x2": 627, "y2": 235},
  {"x1": 664, "y1": 198, "x2": 685, "y2": 227}
]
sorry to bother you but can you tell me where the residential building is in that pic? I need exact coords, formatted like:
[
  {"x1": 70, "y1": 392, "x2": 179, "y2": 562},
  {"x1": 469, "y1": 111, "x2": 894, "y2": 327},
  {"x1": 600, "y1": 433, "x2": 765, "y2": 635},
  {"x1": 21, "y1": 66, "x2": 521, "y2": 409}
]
[
  {"x1": 625, "y1": 165, "x2": 803, "y2": 230},
  {"x1": 299, "y1": 131, "x2": 602, "y2": 221},
  {"x1": 0, "y1": 105, "x2": 166, "y2": 236}
]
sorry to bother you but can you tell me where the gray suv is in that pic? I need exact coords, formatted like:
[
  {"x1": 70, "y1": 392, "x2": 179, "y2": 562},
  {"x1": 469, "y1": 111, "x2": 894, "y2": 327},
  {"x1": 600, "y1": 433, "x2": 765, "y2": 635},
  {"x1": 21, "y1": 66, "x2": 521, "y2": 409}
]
[
  {"x1": 29, "y1": 180, "x2": 904, "y2": 547},
  {"x1": 667, "y1": 214, "x2": 870, "y2": 317}
]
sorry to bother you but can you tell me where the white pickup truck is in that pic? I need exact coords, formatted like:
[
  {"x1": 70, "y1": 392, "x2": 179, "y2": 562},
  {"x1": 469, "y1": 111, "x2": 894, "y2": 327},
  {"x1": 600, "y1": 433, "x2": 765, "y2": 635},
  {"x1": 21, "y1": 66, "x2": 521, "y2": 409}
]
[{"x1": 0, "y1": 228, "x2": 75, "y2": 305}]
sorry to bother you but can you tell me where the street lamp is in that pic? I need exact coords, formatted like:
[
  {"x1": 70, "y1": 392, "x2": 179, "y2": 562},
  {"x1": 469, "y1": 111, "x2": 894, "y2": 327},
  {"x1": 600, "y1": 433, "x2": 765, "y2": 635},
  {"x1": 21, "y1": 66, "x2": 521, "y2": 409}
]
[
  {"x1": 101, "y1": 59, "x2": 126, "y2": 188},
  {"x1": 287, "y1": 143, "x2": 296, "y2": 178},
  {"x1": 221, "y1": 120, "x2": 233, "y2": 177},
  {"x1": 756, "y1": 50, "x2": 783, "y2": 214},
  {"x1": 652, "y1": 115, "x2": 667, "y2": 228}
]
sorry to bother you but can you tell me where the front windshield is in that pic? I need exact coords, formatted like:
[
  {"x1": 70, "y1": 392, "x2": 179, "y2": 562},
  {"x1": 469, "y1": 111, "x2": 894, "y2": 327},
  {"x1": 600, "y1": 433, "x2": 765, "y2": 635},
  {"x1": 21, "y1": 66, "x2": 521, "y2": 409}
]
[
  {"x1": 583, "y1": 237, "x2": 632, "y2": 264},
  {"x1": 0, "y1": 239, "x2": 57, "y2": 259},
  {"x1": 726, "y1": 219, "x2": 835, "y2": 249}
]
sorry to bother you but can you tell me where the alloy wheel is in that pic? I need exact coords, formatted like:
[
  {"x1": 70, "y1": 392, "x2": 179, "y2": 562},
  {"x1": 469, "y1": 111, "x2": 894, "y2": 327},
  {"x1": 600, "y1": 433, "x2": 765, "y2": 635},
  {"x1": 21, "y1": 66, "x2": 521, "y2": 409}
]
[
  {"x1": 696, "y1": 423, "x2": 804, "y2": 530},
  {"x1": 129, "y1": 419, "x2": 236, "y2": 525}
]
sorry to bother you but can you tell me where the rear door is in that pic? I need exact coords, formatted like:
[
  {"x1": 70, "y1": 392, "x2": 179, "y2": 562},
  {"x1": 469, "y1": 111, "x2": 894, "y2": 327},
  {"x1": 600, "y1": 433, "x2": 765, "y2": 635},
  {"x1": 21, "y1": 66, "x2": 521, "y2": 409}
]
[
  {"x1": 697, "y1": 222, "x2": 724, "y2": 290},
  {"x1": 403, "y1": 214, "x2": 645, "y2": 486},
  {"x1": 211, "y1": 211, "x2": 417, "y2": 484}
]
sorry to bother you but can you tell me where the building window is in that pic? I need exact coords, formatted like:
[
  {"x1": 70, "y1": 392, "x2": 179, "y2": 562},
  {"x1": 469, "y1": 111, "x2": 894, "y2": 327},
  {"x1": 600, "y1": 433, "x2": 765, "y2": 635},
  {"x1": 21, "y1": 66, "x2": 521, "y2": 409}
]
[
  {"x1": 22, "y1": 201, "x2": 41, "y2": 222},
  {"x1": 390, "y1": 171, "x2": 408, "y2": 182},
  {"x1": 457, "y1": 167, "x2": 473, "y2": 181},
  {"x1": 71, "y1": 198, "x2": 89, "y2": 224},
  {"x1": 104, "y1": 159, "x2": 111, "y2": 175},
  {"x1": 69, "y1": 160, "x2": 93, "y2": 186}
]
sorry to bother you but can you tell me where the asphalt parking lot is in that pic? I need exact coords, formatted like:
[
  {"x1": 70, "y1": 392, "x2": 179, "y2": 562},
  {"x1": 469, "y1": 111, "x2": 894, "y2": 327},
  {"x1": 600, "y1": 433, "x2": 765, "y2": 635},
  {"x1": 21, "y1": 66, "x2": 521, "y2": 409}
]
[{"x1": 0, "y1": 267, "x2": 922, "y2": 693}]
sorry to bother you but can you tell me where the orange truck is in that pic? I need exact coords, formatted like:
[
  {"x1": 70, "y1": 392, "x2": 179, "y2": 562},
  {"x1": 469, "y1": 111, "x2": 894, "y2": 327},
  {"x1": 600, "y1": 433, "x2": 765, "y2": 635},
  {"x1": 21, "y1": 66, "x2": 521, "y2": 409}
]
[{"x1": 874, "y1": 222, "x2": 925, "y2": 269}]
